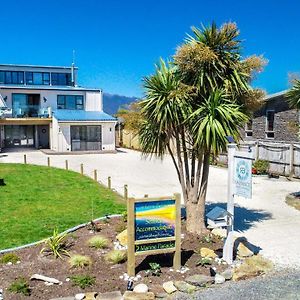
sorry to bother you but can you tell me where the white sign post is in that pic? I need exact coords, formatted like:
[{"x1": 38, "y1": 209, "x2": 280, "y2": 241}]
[{"x1": 223, "y1": 144, "x2": 253, "y2": 264}]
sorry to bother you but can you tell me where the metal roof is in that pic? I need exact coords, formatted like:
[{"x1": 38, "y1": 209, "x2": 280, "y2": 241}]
[
  {"x1": 53, "y1": 110, "x2": 116, "y2": 122},
  {"x1": 0, "y1": 85, "x2": 101, "y2": 92},
  {"x1": 0, "y1": 63, "x2": 78, "y2": 70},
  {"x1": 206, "y1": 207, "x2": 228, "y2": 221},
  {"x1": 265, "y1": 90, "x2": 288, "y2": 100}
]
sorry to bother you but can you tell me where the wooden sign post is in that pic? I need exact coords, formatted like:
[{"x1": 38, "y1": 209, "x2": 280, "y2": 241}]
[{"x1": 127, "y1": 193, "x2": 181, "y2": 277}]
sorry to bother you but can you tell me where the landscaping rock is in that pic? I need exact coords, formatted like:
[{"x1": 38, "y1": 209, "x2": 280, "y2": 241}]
[
  {"x1": 155, "y1": 292, "x2": 168, "y2": 298},
  {"x1": 174, "y1": 281, "x2": 197, "y2": 293},
  {"x1": 116, "y1": 229, "x2": 127, "y2": 246},
  {"x1": 49, "y1": 298, "x2": 74, "y2": 300},
  {"x1": 85, "y1": 292, "x2": 97, "y2": 300},
  {"x1": 133, "y1": 283, "x2": 148, "y2": 293},
  {"x1": 237, "y1": 242, "x2": 254, "y2": 258},
  {"x1": 200, "y1": 247, "x2": 217, "y2": 259},
  {"x1": 123, "y1": 291, "x2": 155, "y2": 300},
  {"x1": 30, "y1": 273, "x2": 61, "y2": 284},
  {"x1": 221, "y1": 268, "x2": 234, "y2": 280},
  {"x1": 75, "y1": 294, "x2": 85, "y2": 300},
  {"x1": 163, "y1": 281, "x2": 177, "y2": 294},
  {"x1": 214, "y1": 274, "x2": 225, "y2": 284},
  {"x1": 211, "y1": 228, "x2": 227, "y2": 238},
  {"x1": 96, "y1": 291, "x2": 123, "y2": 300},
  {"x1": 185, "y1": 274, "x2": 214, "y2": 287}
]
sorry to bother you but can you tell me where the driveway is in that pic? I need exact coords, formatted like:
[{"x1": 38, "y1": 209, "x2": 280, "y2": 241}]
[{"x1": 1, "y1": 148, "x2": 300, "y2": 268}]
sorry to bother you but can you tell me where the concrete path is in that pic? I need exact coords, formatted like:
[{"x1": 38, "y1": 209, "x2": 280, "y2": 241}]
[{"x1": 1, "y1": 148, "x2": 300, "y2": 268}]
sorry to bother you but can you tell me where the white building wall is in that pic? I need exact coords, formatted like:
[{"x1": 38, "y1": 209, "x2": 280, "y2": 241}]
[{"x1": 85, "y1": 91, "x2": 102, "y2": 111}]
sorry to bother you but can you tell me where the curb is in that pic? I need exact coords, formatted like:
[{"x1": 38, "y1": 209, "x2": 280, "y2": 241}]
[{"x1": 0, "y1": 214, "x2": 122, "y2": 254}]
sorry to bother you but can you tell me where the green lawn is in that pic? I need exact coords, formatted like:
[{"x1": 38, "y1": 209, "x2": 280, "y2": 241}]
[{"x1": 0, "y1": 163, "x2": 126, "y2": 250}]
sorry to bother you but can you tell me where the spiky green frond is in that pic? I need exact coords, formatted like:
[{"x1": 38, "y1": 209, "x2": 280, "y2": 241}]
[{"x1": 286, "y1": 79, "x2": 300, "y2": 109}]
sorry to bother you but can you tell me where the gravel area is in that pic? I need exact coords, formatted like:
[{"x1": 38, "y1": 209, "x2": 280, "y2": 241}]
[
  {"x1": 1, "y1": 148, "x2": 300, "y2": 268},
  {"x1": 173, "y1": 271, "x2": 300, "y2": 300}
]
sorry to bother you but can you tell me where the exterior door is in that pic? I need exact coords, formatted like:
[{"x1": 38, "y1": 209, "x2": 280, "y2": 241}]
[
  {"x1": 71, "y1": 125, "x2": 102, "y2": 151},
  {"x1": 4, "y1": 125, "x2": 35, "y2": 147},
  {"x1": 37, "y1": 125, "x2": 49, "y2": 149}
]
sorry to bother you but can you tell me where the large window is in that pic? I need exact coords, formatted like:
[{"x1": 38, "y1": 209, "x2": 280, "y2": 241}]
[
  {"x1": 57, "y1": 95, "x2": 84, "y2": 110},
  {"x1": 25, "y1": 72, "x2": 50, "y2": 85},
  {"x1": 51, "y1": 73, "x2": 72, "y2": 86},
  {"x1": 0, "y1": 71, "x2": 24, "y2": 84},
  {"x1": 266, "y1": 110, "x2": 275, "y2": 139},
  {"x1": 12, "y1": 94, "x2": 40, "y2": 117},
  {"x1": 71, "y1": 125, "x2": 102, "y2": 151},
  {"x1": 245, "y1": 120, "x2": 253, "y2": 137}
]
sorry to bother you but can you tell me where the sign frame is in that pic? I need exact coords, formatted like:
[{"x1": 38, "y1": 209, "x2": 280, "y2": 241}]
[{"x1": 127, "y1": 193, "x2": 181, "y2": 276}]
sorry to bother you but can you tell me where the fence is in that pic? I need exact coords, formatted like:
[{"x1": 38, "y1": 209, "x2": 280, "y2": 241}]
[{"x1": 218, "y1": 141, "x2": 300, "y2": 178}]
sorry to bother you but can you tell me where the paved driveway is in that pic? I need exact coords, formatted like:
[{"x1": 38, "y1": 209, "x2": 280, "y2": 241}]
[{"x1": 1, "y1": 148, "x2": 300, "y2": 268}]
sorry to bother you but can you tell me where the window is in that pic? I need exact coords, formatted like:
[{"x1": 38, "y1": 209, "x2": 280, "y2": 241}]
[
  {"x1": 51, "y1": 73, "x2": 72, "y2": 86},
  {"x1": 245, "y1": 120, "x2": 253, "y2": 137},
  {"x1": 266, "y1": 110, "x2": 275, "y2": 139},
  {"x1": 25, "y1": 72, "x2": 50, "y2": 85},
  {"x1": 57, "y1": 95, "x2": 84, "y2": 110},
  {"x1": 0, "y1": 71, "x2": 24, "y2": 84}
]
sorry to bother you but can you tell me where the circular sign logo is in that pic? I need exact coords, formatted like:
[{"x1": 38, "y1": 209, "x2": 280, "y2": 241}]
[{"x1": 236, "y1": 160, "x2": 250, "y2": 181}]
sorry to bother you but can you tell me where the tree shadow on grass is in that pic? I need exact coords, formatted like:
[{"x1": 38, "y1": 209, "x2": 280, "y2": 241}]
[{"x1": 205, "y1": 202, "x2": 273, "y2": 232}]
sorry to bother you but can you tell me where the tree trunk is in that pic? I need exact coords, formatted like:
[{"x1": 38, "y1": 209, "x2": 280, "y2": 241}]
[{"x1": 185, "y1": 201, "x2": 207, "y2": 234}]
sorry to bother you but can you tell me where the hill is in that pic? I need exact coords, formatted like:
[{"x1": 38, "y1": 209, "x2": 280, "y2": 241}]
[{"x1": 103, "y1": 93, "x2": 138, "y2": 115}]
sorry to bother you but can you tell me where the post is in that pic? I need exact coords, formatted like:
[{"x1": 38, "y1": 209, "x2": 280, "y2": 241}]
[
  {"x1": 24, "y1": 154, "x2": 27, "y2": 164},
  {"x1": 290, "y1": 144, "x2": 294, "y2": 177},
  {"x1": 47, "y1": 157, "x2": 50, "y2": 167},
  {"x1": 255, "y1": 141, "x2": 259, "y2": 161},
  {"x1": 124, "y1": 184, "x2": 128, "y2": 201},
  {"x1": 127, "y1": 197, "x2": 135, "y2": 276},
  {"x1": 80, "y1": 164, "x2": 84, "y2": 175},
  {"x1": 173, "y1": 193, "x2": 181, "y2": 270},
  {"x1": 94, "y1": 169, "x2": 98, "y2": 182},
  {"x1": 65, "y1": 160, "x2": 68, "y2": 170},
  {"x1": 223, "y1": 143, "x2": 236, "y2": 264},
  {"x1": 108, "y1": 176, "x2": 111, "y2": 189}
]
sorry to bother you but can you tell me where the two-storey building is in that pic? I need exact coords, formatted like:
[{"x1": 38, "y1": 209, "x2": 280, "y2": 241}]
[{"x1": 0, "y1": 64, "x2": 116, "y2": 152}]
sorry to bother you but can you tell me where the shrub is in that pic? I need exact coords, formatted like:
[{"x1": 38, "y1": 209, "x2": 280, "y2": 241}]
[
  {"x1": 70, "y1": 274, "x2": 96, "y2": 289},
  {"x1": 105, "y1": 250, "x2": 127, "y2": 264},
  {"x1": 8, "y1": 278, "x2": 30, "y2": 296},
  {"x1": 87, "y1": 236, "x2": 109, "y2": 249},
  {"x1": 69, "y1": 254, "x2": 92, "y2": 268},
  {"x1": 0, "y1": 253, "x2": 20, "y2": 264},
  {"x1": 40, "y1": 228, "x2": 69, "y2": 259},
  {"x1": 253, "y1": 160, "x2": 269, "y2": 175}
]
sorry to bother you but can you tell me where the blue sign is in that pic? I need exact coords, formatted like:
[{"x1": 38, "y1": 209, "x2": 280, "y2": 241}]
[{"x1": 234, "y1": 156, "x2": 252, "y2": 198}]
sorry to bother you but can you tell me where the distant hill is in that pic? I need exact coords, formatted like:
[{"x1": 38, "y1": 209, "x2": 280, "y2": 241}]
[{"x1": 103, "y1": 93, "x2": 138, "y2": 115}]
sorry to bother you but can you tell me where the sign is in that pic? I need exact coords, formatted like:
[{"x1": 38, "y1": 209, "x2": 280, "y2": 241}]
[
  {"x1": 127, "y1": 194, "x2": 181, "y2": 276},
  {"x1": 234, "y1": 152, "x2": 253, "y2": 199}
]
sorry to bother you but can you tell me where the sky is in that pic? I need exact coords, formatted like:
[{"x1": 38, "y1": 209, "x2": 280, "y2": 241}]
[{"x1": 1, "y1": 0, "x2": 300, "y2": 97}]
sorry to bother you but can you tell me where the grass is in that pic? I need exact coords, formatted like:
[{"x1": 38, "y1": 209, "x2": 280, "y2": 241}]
[
  {"x1": 69, "y1": 254, "x2": 92, "y2": 268},
  {"x1": 8, "y1": 278, "x2": 31, "y2": 296},
  {"x1": 105, "y1": 250, "x2": 127, "y2": 264},
  {"x1": 87, "y1": 235, "x2": 109, "y2": 249},
  {"x1": 0, "y1": 163, "x2": 126, "y2": 250},
  {"x1": 70, "y1": 274, "x2": 96, "y2": 289},
  {"x1": 0, "y1": 253, "x2": 20, "y2": 264}
]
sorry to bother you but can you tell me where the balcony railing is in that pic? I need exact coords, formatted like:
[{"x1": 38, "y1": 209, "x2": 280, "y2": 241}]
[{"x1": 0, "y1": 106, "x2": 51, "y2": 118}]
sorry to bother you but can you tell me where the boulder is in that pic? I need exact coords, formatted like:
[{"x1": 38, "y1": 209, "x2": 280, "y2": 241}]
[
  {"x1": 96, "y1": 291, "x2": 123, "y2": 300},
  {"x1": 214, "y1": 274, "x2": 225, "y2": 284},
  {"x1": 133, "y1": 283, "x2": 148, "y2": 293},
  {"x1": 200, "y1": 247, "x2": 217, "y2": 259},
  {"x1": 211, "y1": 228, "x2": 227, "y2": 239},
  {"x1": 221, "y1": 268, "x2": 233, "y2": 280},
  {"x1": 185, "y1": 274, "x2": 214, "y2": 287},
  {"x1": 237, "y1": 242, "x2": 254, "y2": 258},
  {"x1": 85, "y1": 292, "x2": 97, "y2": 300},
  {"x1": 116, "y1": 229, "x2": 127, "y2": 247},
  {"x1": 75, "y1": 294, "x2": 85, "y2": 300},
  {"x1": 174, "y1": 281, "x2": 197, "y2": 293},
  {"x1": 162, "y1": 281, "x2": 177, "y2": 294},
  {"x1": 123, "y1": 291, "x2": 155, "y2": 300}
]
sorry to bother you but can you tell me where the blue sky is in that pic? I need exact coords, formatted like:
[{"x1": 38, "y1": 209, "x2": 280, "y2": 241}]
[{"x1": 1, "y1": 0, "x2": 299, "y2": 97}]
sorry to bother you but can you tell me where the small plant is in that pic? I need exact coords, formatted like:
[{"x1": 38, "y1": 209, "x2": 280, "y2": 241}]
[
  {"x1": 0, "y1": 253, "x2": 20, "y2": 264},
  {"x1": 201, "y1": 234, "x2": 215, "y2": 244},
  {"x1": 253, "y1": 160, "x2": 269, "y2": 175},
  {"x1": 88, "y1": 220, "x2": 101, "y2": 232},
  {"x1": 40, "y1": 228, "x2": 69, "y2": 259},
  {"x1": 8, "y1": 278, "x2": 30, "y2": 296},
  {"x1": 87, "y1": 235, "x2": 109, "y2": 249},
  {"x1": 69, "y1": 254, "x2": 92, "y2": 268},
  {"x1": 196, "y1": 257, "x2": 213, "y2": 267},
  {"x1": 105, "y1": 250, "x2": 127, "y2": 264},
  {"x1": 145, "y1": 262, "x2": 162, "y2": 276},
  {"x1": 122, "y1": 211, "x2": 128, "y2": 223},
  {"x1": 70, "y1": 274, "x2": 96, "y2": 289}
]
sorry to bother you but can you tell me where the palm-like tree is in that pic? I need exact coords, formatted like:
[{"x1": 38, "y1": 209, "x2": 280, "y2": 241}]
[
  {"x1": 286, "y1": 79, "x2": 300, "y2": 109},
  {"x1": 139, "y1": 23, "x2": 265, "y2": 234}
]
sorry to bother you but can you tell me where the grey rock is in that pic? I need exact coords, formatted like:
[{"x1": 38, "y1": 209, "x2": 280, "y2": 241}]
[
  {"x1": 214, "y1": 274, "x2": 226, "y2": 284},
  {"x1": 96, "y1": 291, "x2": 122, "y2": 300},
  {"x1": 163, "y1": 281, "x2": 177, "y2": 294},
  {"x1": 221, "y1": 268, "x2": 234, "y2": 280},
  {"x1": 155, "y1": 292, "x2": 168, "y2": 298},
  {"x1": 133, "y1": 283, "x2": 148, "y2": 293},
  {"x1": 174, "y1": 281, "x2": 197, "y2": 293},
  {"x1": 75, "y1": 294, "x2": 85, "y2": 300},
  {"x1": 185, "y1": 274, "x2": 214, "y2": 287}
]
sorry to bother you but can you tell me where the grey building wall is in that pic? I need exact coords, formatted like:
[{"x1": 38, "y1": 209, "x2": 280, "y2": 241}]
[{"x1": 242, "y1": 94, "x2": 299, "y2": 143}]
